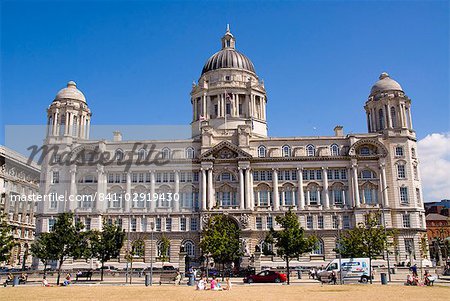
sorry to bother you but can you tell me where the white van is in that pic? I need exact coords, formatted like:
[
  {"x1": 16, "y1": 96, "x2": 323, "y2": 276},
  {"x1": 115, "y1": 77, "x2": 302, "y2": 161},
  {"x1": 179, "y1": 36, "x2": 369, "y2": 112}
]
[{"x1": 318, "y1": 258, "x2": 373, "y2": 283}]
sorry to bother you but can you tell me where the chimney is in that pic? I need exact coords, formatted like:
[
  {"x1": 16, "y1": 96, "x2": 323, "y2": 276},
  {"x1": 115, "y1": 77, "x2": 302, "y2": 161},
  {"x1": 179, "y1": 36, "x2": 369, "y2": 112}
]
[
  {"x1": 113, "y1": 131, "x2": 122, "y2": 142},
  {"x1": 334, "y1": 126, "x2": 344, "y2": 137}
]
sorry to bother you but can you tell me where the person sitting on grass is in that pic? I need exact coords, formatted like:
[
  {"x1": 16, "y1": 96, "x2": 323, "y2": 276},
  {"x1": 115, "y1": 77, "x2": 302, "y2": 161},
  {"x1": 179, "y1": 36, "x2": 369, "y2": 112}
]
[
  {"x1": 406, "y1": 274, "x2": 414, "y2": 286},
  {"x1": 41, "y1": 276, "x2": 51, "y2": 287},
  {"x1": 223, "y1": 277, "x2": 232, "y2": 291},
  {"x1": 196, "y1": 276, "x2": 206, "y2": 290},
  {"x1": 174, "y1": 271, "x2": 182, "y2": 285},
  {"x1": 61, "y1": 273, "x2": 71, "y2": 286},
  {"x1": 3, "y1": 273, "x2": 13, "y2": 287}
]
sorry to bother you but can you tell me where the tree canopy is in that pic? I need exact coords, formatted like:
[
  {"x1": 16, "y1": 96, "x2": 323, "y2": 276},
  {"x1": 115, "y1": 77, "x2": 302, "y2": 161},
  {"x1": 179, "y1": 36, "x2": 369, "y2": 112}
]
[
  {"x1": 200, "y1": 215, "x2": 242, "y2": 266},
  {"x1": 266, "y1": 209, "x2": 317, "y2": 284},
  {"x1": 0, "y1": 213, "x2": 16, "y2": 263}
]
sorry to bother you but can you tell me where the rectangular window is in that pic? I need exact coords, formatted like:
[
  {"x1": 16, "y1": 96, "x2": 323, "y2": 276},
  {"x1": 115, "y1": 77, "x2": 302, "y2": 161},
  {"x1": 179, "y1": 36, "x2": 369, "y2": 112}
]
[
  {"x1": 155, "y1": 218, "x2": 161, "y2": 231},
  {"x1": 141, "y1": 218, "x2": 147, "y2": 231},
  {"x1": 318, "y1": 216, "x2": 324, "y2": 229},
  {"x1": 306, "y1": 216, "x2": 313, "y2": 229},
  {"x1": 162, "y1": 173, "x2": 169, "y2": 183},
  {"x1": 139, "y1": 173, "x2": 144, "y2": 183},
  {"x1": 48, "y1": 218, "x2": 56, "y2": 232},
  {"x1": 267, "y1": 171, "x2": 272, "y2": 181},
  {"x1": 303, "y1": 170, "x2": 308, "y2": 180},
  {"x1": 121, "y1": 173, "x2": 126, "y2": 183},
  {"x1": 52, "y1": 171, "x2": 59, "y2": 184},
  {"x1": 256, "y1": 217, "x2": 263, "y2": 230},
  {"x1": 190, "y1": 218, "x2": 198, "y2": 231},
  {"x1": 332, "y1": 215, "x2": 339, "y2": 229},
  {"x1": 397, "y1": 165, "x2": 406, "y2": 179},
  {"x1": 226, "y1": 103, "x2": 231, "y2": 115},
  {"x1": 131, "y1": 218, "x2": 137, "y2": 232},
  {"x1": 85, "y1": 218, "x2": 91, "y2": 231},
  {"x1": 309, "y1": 170, "x2": 315, "y2": 180},
  {"x1": 395, "y1": 146, "x2": 404, "y2": 157},
  {"x1": 333, "y1": 190, "x2": 343, "y2": 205},
  {"x1": 404, "y1": 238, "x2": 414, "y2": 256},
  {"x1": 156, "y1": 173, "x2": 162, "y2": 183},
  {"x1": 180, "y1": 217, "x2": 186, "y2": 231},
  {"x1": 284, "y1": 170, "x2": 290, "y2": 181},
  {"x1": 402, "y1": 213, "x2": 411, "y2": 228},
  {"x1": 291, "y1": 170, "x2": 297, "y2": 181},
  {"x1": 334, "y1": 169, "x2": 340, "y2": 180},
  {"x1": 316, "y1": 170, "x2": 322, "y2": 180},
  {"x1": 400, "y1": 187, "x2": 409, "y2": 205},
  {"x1": 166, "y1": 218, "x2": 172, "y2": 231},
  {"x1": 340, "y1": 169, "x2": 347, "y2": 180},
  {"x1": 145, "y1": 173, "x2": 151, "y2": 183},
  {"x1": 416, "y1": 188, "x2": 421, "y2": 205},
  {"x1": 180, "y1": 172, "x2": 186, "y2": 182},
  {"x1": 343, "y1": 215, "x2": 350, "y2": 229},
  {"x1": 260, "y1": 171, "x2": 266, "y2": 181},
  {"x1": 193, "y1": 172, "x2": 199, "y2": 182},
  {"x1": 328, "y1": 170, "x2": 333, "y2": 180},
  {"x1": 132, "y1": 173, "x2": 138, "y2": 183},
  {"x1": 169, "y1": 173, "x2": 175, "y2": 183},
  {"x1": 108, "y1": 174, "x2": 114, "y2": 183},
  {"x1": 267, "y1": 216, "x2": 273, "y2": 229}
]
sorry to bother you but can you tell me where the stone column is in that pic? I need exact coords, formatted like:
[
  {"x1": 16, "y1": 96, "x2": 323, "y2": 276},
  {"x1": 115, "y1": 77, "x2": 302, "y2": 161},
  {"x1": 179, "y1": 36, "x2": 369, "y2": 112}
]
[
  {"x1": 150, "y1": 171, "x2": 156, "y2": 212},
  {"x1": 386, "y1": 105, "x2": 392, "y2": 128},
  {"x1": 239, "y1": 168, "x2": 245, "y2": 210},
  {"x1": 306, "y1": 190, "x2": 310, "y2": 206},
  {"x1": 245, "y1": 169, "x2": 251, "y2": 209},
  {"x1": 297, "y1": 168, "x2": 305, "y2": 209},
  {"x1": 407, "y1": 107, "x2": 413, "y2": 129},
  {"x1": 69, "y1": 167, "x2": 77, "y2": 211},
  {"x1": 342, "y1": 189, "x2": 346, "y2": 207},
  {"x1": 53, "y1": 110, "x2": 59, "y2": 136},
  {"x1": 322, "y1": 167, "x2": 330, "y2": 209},
  {"x1": 249, "y1": 170, "x2": 255, "y2": 210},
  {"x1": 174, "y1": 170, "x2": 180, "y2": 212},
  {"x1": 201, "y1": 169, "x2": 207, "y2": 211},
  {"x1": 347, "y1": 167, "x2": 353, "y2": 207},
  {"x1": 379, "y1": 162, "x2": 389, "y2": 207},
  {"x1": 272, "y1": 169, "x2": 279, "y2": 211},
  {"x1": 86, "y1": 118, "x2": 90, "y2": 139},
  {"x1": 352, "y1": 163, "x2": 360, "y2": 208},
  {"x1": 125, "y1": 172, "x2": 131, "y2": 212},
  {"x1": 208, "y1": 168, "x2": 214, "y2": 210},
  {"x1": 95, "y1": 166, "x2": 103, "y2": 211},
  {"x1": 399, "y1": 104, "x2": 405, "y2": 127}
]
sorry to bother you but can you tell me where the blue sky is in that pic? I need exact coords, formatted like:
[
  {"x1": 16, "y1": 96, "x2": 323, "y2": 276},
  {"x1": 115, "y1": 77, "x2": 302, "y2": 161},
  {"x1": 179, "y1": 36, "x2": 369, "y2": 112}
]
[{"x1": 1, "y1": 0, "x2": 448, "y2": 143}]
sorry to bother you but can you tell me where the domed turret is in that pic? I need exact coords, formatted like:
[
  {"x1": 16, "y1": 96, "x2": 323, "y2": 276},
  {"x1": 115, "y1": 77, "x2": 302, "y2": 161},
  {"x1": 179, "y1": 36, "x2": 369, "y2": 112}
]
[
  {"x1": 201, "y1": 25, "x2": 256, "y2": 75},
  {"x1": 370, "y1": 72, "x2": 403, "y2": 96},
  {"x1": 54, "y1": 81, "x2": 87, "y2": 103}
]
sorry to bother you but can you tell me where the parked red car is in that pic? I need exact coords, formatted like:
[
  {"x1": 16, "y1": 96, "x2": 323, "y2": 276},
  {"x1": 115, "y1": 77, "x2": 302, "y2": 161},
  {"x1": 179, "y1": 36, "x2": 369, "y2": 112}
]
[{"x1": 243, "y1": 270, "x2": 287, "y2": 283}]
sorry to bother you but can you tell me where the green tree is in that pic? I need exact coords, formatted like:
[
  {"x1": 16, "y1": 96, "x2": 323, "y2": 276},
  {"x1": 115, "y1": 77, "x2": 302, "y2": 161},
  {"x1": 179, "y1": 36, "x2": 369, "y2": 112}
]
[
  {"x1": 336, "y1": 211, "x2": 396, "y2": 284},
  {"x1": 267, "y1": 209, "x2": 317, "y2": 284},
  {"x1": 48, "y1": 212, "x2": 90, "y2": 284},
  {"x1": 125, "y1": 238, "x2": 145, "y2": 284},
  {"x1": 158, "y1": 234, "x2": 170, "y2": 264},
  {"x1": 90, "y1": 221, "x2": 125, "y2": 281},
  {"x1": 30, "y1": 233, "x2": 57, "y2": 275},
  {"x1": 0, "y1": 213, "x2": 16, "y2": 264},
  {"x1": 200, "y1": 215, "x2": 242, "y2": 277}
]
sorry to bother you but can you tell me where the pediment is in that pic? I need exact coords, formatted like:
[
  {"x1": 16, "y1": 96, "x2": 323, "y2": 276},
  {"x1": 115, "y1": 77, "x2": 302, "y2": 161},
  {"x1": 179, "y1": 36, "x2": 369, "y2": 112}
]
[{"x1": 200, "y1": 141, "x2": 252, "y2": 160}]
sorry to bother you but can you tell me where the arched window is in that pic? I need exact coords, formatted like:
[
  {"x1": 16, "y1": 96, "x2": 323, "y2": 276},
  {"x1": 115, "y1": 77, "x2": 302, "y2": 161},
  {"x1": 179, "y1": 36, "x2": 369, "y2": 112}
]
[
  {"x1": 138, "y1": 148, "x2": 147, "y2": 160},
  {"x1": 330, "y1": 144, "x2": 339, "y2": 156},
  {"x1": 258, "y1": 145, "x2": 267, "y2": 158},
  {"x1": 378, "y1": 108, "x2": 384, "y2": 129},
  {"x1": 115, "y1": 149, "x2": 124, "y2": 161},
  {"x1": 157, "y1": 240, "x2": 170, "y2": 257},
  {"x1": 311, "y1": 239, "x2": 324, "y2": 255},
  {"x1": 359, "y1": 147, "x2": 370, "y2": 156},
  {"x1": 162, "y1": 148, "x2": 171, "y2": 159},
  {"x1": 184, "y1": 240, "x2": 195, "y2": 257},
  {"x1": 185, "y1": 147, "x2": 195, "y2": 159},
  {"x1": 282, "y1": 145, "x2": 291, "y2": 157},
  {"x1": 306, "y1": 144, "x2": 315, "y2": 157},
  {"x1": 390, "y1": 107, "x2": 397, "y2": 128}
]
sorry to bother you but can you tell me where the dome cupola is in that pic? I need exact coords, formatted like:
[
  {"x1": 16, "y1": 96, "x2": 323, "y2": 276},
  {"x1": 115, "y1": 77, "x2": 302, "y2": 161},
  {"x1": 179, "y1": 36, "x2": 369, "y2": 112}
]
[
  {"x1": 201, "y1": 25, "x2": 256, "y2": 75},
  {"x1": 370, "y1": 72, "x2": 403, "y2": 96},
  {"x1": 54, "y1": 81, "x2": 87, "y2": 103}
]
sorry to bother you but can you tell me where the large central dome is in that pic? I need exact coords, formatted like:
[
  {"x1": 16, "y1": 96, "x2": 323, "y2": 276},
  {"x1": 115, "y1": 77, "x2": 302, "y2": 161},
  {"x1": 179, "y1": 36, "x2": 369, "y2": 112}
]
[{"x1": 201, "y1": 27, "x2": 256, "y2": 75}]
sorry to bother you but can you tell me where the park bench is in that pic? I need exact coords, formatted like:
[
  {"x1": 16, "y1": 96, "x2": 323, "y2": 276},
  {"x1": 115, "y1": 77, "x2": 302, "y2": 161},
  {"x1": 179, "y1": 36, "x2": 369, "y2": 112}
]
[
  {"x1": 75, "y1": 270, "x2": 93, "y2": 281},
  {"x1": 159, "y1": 272, "x2": 177, "y2": 285}
]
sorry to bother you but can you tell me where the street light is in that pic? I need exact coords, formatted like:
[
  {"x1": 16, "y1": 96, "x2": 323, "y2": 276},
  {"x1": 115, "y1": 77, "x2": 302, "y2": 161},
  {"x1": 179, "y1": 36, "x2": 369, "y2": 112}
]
[
  {"x1": 150, "y1": 221, "x2": 155, "y2": 286},
  {"x1": 337, "y1": 217, "x2": 343, "y2": 285},
  {"x1": 380, "y1": 186, "x2": 392, "y2": 282},
  {"x1": 125, "y1": 207, "x2": 131, "y2": 284}
]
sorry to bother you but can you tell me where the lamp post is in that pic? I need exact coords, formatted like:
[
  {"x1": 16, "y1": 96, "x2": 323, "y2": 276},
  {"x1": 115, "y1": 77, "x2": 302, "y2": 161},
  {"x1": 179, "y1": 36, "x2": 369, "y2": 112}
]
[
  {"x1": 125, "y1": 210, "x2": 131, "y2": 284},
  {"x1": 337, "y1": 216, "x2": 343, "y2": 285},
  {"x1": 380, "y1": 186, "x2": 391, "y2": 282},
  {"x1": 150, "y1": 221, "x2": 155, "y2": 286}
]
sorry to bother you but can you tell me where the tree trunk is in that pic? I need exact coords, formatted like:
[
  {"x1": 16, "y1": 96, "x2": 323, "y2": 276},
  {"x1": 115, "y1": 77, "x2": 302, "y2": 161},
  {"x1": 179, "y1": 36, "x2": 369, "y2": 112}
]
[
  {"x1": 57, "y1": 258, "x2": 63, "y2": 285},
  {"x1": 43, "y1": 262, "x2": 48, "y2": 277},
  {"x1": 101, "y1": 260, "x2": 105, "y2": 281},
  {"x1": 286, "y1": 257, "x2": 290, "y2": 285},
  {"x1": 130, "y1": 261, "x2": 133, "y2": 284}
]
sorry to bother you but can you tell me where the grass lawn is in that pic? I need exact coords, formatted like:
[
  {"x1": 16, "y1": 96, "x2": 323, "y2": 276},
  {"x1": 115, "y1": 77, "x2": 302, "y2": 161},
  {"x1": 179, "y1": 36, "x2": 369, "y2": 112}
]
[{"x1": 0, "y1": 284, "x2": 449, "y2": 301}]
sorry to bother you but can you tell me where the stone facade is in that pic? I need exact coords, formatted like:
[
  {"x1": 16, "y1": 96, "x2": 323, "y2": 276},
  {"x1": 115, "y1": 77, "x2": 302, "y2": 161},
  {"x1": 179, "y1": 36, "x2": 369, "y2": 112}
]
[
  {"x1": 35, "y1": 28, "x2": 427, "y2": 269},
  {"x1": 0, "y1": 146, "x2": 40, "y2": 267}
]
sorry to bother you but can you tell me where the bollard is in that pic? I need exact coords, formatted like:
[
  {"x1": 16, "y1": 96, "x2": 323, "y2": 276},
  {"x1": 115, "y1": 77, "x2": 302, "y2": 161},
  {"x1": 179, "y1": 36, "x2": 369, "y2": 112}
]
[{"x1": 380, "y1": 272, "x2": 387, "y2": 285}]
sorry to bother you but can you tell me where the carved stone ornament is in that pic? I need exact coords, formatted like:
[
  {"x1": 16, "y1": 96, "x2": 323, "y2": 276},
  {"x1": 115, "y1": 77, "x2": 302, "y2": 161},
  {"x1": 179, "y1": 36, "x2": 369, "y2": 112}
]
[{"x1": 240, "y1": 214, "x2": 250, "y2": 228}]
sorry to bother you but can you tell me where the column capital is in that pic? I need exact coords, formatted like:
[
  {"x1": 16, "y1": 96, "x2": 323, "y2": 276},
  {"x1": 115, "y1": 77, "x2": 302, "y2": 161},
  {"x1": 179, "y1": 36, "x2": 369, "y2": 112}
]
[
  {"x1": 322, "y1": 166, "x2": 328, "y2": 171},
  {"x1": 351, "y1": 163, "x2": 358, "y2": 169},
  {"x1": 296, "y1": 167, "x2": 303, "y2": 171}
]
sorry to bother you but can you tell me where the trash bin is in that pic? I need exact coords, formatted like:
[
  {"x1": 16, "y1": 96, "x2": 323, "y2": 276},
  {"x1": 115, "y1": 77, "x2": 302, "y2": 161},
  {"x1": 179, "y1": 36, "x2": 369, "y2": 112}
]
[
  {"x1": 297, "y1": 270, "x2": 302, "y2": 279},
  {"x1": 380, "y1": 272, "x2": 387, "y2": 285},
  {"x1": 188, "y1": 273, "x2": 195, "y2": 286},
  {"x1": 145, "y1": 273, "x2": 151, "y2": 286},
  {"x1": 13, "y1": 276, "x2": 19, "y2": 286}
]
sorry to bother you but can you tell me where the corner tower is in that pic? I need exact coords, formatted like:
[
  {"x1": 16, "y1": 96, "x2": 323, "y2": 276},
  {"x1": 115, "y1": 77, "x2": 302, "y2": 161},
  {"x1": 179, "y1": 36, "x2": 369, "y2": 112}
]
[
  {"x1": 191, "y1": 26, "x2": 268, "y2": 138},
  {"x1": 46, "y1": 81, "x2": 92, "y2": 140},
  {"x1": 364, "y1": 72, "x2": 415, "y2": 137}
]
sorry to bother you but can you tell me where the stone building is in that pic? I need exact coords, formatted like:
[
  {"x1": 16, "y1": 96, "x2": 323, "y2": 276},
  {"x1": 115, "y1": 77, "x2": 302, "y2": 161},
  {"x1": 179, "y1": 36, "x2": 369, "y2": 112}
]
[
  {"x1": 35, "y1": 27, "x2": 427, "y2": 269},
  {"x1": 0, "y1": 146, "x2": 40, "y2": 267}
]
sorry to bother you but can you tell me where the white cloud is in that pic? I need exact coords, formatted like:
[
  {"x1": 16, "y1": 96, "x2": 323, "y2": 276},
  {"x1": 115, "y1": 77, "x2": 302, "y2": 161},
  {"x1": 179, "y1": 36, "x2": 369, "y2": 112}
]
[{"x1": 417, "y1": 132, "x2": 450, "y2": 202}]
